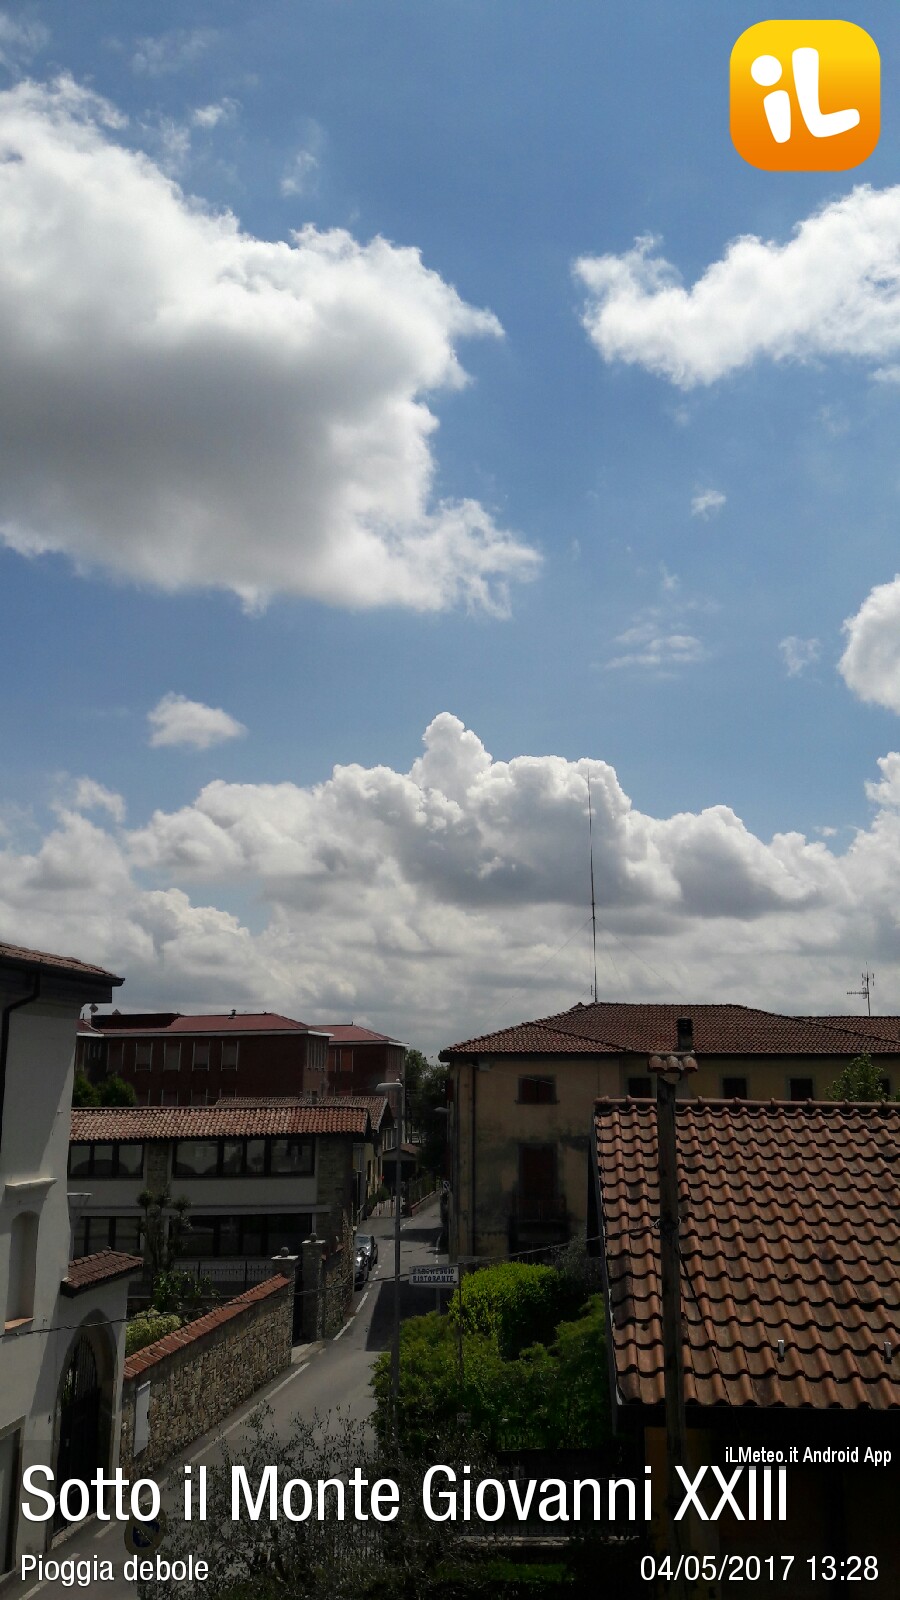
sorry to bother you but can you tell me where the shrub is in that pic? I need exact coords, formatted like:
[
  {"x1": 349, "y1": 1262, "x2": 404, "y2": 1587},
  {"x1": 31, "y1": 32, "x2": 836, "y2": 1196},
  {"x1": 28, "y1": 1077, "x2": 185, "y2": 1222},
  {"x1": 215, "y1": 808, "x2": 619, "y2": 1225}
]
[
  {"x1": 452, "y1": 1260, "x2": 585, "y2": 1358},
  {"x1": 125, "y1": 1310, "x2": 181, "y2": 1356},
  {"x1": 373, "y1": 1293, "x2": 610, "y2": 1453}
]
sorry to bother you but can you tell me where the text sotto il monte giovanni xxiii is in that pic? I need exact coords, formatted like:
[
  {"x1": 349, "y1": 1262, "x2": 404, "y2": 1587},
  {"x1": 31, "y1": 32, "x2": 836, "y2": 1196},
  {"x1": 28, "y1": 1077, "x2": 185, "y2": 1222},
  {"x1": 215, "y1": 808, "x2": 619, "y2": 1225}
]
[{"x1": 18, "y1": 1461, "x2": 803, "y2": 1526}]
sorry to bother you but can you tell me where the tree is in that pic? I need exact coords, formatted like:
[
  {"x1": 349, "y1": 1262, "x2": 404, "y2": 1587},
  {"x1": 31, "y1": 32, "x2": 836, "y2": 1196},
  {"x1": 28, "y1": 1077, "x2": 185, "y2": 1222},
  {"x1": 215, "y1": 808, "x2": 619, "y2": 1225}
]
[
  {"x1": 826, "y1": 1052, "x2": 892, "y2": 1102},
  {"x1": 403, "y1": 1049, "x2": 448, "y2": 1173},
  {"x1": 137, "y1": 1185, "x2": 192, "y2": 1276},
  {"x1": 72, "y1": 1072, "x2": 136, "y2": 1107}
]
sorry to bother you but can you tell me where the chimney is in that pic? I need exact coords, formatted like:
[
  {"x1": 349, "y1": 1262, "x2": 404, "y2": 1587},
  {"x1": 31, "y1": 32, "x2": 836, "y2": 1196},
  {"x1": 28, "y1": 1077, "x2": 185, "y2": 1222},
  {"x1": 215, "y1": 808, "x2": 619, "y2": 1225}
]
[{"x1": 676, "y1": 1016, "x2": 693, "y2": 1052}]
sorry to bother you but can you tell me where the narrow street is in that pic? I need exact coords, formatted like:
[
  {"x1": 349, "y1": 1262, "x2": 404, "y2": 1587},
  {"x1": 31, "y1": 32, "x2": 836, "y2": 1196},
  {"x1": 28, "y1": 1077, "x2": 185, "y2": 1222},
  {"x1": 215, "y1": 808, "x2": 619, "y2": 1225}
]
[{"x1": 23, "y1": 1200, "x2": 446, "y2": 1598}]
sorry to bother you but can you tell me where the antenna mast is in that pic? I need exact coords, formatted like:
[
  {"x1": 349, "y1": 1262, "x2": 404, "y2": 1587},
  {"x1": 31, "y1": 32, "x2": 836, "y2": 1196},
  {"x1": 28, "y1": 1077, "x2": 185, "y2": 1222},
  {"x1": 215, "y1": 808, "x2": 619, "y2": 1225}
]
[
  {"x1": 587, "y1": 772, "x2": 598, "y2": 1003},
  {"x1": 847, "y1": 969, "x2": 874, "y2": 1017}
]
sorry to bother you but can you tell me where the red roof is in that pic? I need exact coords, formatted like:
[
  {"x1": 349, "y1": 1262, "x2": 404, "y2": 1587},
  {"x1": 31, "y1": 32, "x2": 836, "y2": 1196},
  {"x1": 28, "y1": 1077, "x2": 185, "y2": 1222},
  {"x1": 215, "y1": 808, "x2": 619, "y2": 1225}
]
[
  {"x1": 219, "y1": 1094, "x2": 392, "y2": 1130},
  {"x1": 0, "y1": 941, "x2": 122, "y2": 985},
  {"x1": 62, "y1": 1250, "x2": 143, "y2": 1295},
  {"x1": 442, "y1": 1001, "x2": 900, "y2": 1059},
  {"x1": 78, "y1": 1010, "x2": 320, "y2": 1036},
  {"x1": 319, "y1": 1023, "x2": 403, "y2": 1045},
  {"x1": 124, "y1": 1275, "x2": 290, "y2": 1377},
  {"x1": 71, "y1": 1103, "x2": 370, "y2": 1141},
  {"x1": 594, "y1": 1099, "x2": 900, "y2": 1412}
]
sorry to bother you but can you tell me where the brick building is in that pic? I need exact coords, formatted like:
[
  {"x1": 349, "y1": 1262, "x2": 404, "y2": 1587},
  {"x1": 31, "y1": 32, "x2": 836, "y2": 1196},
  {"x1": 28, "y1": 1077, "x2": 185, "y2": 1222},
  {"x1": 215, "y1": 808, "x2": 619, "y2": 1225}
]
[
  {"x1": 76, "y1": 1011, "x2": 330, "y2": 1105},
  {"x1": 315, "y1": 1022, "x2": 405, "y2": 1096}
]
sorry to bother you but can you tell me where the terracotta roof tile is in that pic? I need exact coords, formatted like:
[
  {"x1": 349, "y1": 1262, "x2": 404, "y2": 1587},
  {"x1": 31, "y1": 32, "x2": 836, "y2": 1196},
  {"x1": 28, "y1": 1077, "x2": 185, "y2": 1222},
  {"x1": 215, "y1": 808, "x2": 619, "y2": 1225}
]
[
  {"x1": 443, "y1": 1001, "x2": 900, "y2": 1058},
  {"x1": 62, "y1": 1250, "x2": 143, "y2": 1295},
  {"x1": 441, "y1": 1018, "x2": 619, "y2": 1057},
  {"x1": 0, "y1": 941, "x2": 122, "y2": 984},
  {"x1": 70, "y1": 1103, "x2": 370, "y2": 1141},
  {"x1": 594, "y1": 1099, "x2": 900, "y2": 1413},
  {"x1": 217, "y1": 1094, "x2": 392, "y2": 1129}
]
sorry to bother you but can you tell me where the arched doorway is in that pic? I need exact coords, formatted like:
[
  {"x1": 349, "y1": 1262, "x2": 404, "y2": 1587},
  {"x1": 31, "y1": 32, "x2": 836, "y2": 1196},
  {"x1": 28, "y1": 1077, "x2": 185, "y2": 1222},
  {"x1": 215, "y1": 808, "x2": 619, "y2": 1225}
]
[{"x1": 52, "y1": 1325, "x2": 113, "y2": 1535}]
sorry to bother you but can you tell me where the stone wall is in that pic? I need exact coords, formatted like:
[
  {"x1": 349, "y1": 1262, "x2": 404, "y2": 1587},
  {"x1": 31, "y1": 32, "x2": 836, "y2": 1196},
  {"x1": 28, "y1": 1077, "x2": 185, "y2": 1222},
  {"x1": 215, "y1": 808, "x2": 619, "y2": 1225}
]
[{"x1": 119, "y1": 1273, "x2": 293, "y2": 1475}]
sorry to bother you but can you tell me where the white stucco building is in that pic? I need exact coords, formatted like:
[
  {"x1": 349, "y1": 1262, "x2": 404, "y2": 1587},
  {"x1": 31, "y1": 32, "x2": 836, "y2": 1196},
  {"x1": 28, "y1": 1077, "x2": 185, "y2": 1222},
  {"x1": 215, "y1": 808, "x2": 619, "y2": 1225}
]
[{"x1": 0, "y1": 942, "x2": 140, "y2": 1576}]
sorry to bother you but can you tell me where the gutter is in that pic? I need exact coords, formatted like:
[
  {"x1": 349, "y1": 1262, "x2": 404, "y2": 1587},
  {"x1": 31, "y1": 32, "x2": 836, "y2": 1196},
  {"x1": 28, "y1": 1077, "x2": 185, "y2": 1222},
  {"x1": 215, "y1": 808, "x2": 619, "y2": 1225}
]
[{"x1": 0, "y1": 971, "x2": 41, "y2": 1151}]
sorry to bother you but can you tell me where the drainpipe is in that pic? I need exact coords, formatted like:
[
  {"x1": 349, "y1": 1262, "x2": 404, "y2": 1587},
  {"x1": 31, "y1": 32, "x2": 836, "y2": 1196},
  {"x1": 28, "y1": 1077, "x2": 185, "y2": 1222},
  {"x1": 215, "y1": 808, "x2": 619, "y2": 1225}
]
[{"x1": 0, "y1": 972, "x2": 41, "y2": 1150}]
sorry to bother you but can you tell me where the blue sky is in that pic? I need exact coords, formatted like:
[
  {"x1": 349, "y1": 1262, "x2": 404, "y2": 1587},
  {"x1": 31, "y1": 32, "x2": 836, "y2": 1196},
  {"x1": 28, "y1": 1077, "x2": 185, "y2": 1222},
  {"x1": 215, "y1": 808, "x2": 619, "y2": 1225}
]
[{"x1": 3, "y1": 3, "x2": 900, "y2": 1049}]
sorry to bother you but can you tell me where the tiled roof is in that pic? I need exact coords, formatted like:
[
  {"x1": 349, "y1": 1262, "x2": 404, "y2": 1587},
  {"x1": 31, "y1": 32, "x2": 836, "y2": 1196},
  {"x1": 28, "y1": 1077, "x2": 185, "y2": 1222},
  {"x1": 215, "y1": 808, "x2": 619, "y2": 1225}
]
[
  {"x1": 70, "y1": 1103, "x2": 370, "y2": 1141},
  {"x1": 442, "y1": 1001, "x2": 900, "y2": 1059},
  {"x1": 441, "y1": 1018, "x2": 619, "y2": 1057},
  {"x1": 594, "y1": 1099, "x2": 900, "y2": 1412},
  {"x1": 319, "y1": 1023, "x2": 403, "y2": 1045},
  {"x1": 124, "y1": 1275, "x2": 291, "y2": 1377},
  {"x1": 62, "y1": 1250, "x2": 143, "y2": 1295},
  {"x1": 78, "y1": 1011, "x2": 316, "y2": 1036},
  {"x1": 217, "y1": 1094, "x2": 392, "y2": 1130},
  {"x1": 0, "y1": 941, "x2": 122, "y2": 984}
]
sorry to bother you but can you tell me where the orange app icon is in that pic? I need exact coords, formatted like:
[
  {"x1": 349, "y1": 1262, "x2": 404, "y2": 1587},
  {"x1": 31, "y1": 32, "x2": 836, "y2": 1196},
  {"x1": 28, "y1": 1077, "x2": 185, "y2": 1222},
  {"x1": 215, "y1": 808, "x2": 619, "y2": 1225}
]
[{"x1": 731, "y1": 21, "x2": 879, "y2": 170}]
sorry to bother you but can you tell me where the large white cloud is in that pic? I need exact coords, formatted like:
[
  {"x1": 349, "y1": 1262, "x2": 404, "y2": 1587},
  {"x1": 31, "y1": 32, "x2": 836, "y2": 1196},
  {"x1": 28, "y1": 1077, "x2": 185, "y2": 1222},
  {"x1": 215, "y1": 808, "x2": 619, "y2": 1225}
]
[
  {"x1": 840, "y1": 577, "x2": 900, "y2": 713},
  {"x1": 0, "y1": 78, "x2": 538, "y2": 613},
  {"x1": 575, "y1": 187, "x2": 900, "y2": 388},
  {"x1": 4, "y1": 714, "x2": 900, "y2": 1051}
]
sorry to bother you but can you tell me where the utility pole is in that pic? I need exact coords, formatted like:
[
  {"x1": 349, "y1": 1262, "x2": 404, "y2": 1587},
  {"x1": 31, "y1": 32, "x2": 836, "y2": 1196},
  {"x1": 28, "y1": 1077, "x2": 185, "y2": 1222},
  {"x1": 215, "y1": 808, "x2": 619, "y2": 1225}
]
[
  {"x1": 376, "y1": 1060, "x2": 406, "y2": 1437},
  {"x1": 648, "y1": 1027, "x2": 698, "y2": 1600},
  {"x1": 847, "y1": 970, "x2": 874, "y2": 1016},
  {"x1": 587, "y1": 772, "x2": 598, "y2": 1002}
]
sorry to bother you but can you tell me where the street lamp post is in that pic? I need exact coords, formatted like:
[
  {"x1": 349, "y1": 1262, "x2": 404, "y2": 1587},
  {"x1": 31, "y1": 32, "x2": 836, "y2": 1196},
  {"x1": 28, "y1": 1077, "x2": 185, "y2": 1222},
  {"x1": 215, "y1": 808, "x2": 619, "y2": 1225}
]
[
  {"x1": 648, "y1": 1035, "x2": 697, "y2": 1600},
  {"x1": 376, "y1": 1062, "x2": 406, "y2": 1431}
]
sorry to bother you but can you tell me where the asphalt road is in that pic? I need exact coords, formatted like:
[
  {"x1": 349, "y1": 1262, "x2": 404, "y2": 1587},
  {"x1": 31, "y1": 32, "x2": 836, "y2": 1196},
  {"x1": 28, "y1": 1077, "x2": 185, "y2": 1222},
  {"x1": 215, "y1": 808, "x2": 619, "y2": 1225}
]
[{"x1": 21, "y1": 1199, "x2": 447, "y2": 1598}]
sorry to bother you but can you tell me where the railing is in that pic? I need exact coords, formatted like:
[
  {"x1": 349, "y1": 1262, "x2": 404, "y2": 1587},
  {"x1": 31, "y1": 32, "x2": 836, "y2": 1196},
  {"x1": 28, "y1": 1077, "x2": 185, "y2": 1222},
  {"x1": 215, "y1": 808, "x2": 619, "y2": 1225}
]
[{"x1": 180, "y1": 1257, "x2": 291, "y2": 1292}]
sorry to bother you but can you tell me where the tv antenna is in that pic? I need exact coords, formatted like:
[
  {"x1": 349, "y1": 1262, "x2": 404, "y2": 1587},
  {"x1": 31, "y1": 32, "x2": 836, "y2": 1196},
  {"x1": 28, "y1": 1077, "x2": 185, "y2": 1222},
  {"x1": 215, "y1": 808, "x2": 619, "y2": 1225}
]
[
  {"x1": 847, "y1": 970, "x2": 874, "y2": 1017},
  {"x1": 587, "y1": 772, "x2": 598, "y2": 1003}
]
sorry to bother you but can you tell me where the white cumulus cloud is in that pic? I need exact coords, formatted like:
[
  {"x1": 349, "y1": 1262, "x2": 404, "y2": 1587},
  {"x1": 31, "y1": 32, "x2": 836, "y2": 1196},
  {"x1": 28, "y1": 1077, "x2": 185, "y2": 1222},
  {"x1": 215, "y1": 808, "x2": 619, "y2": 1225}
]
[
  {"x1": 8, "y1": 713, "x2": 898, "y2": 1052},
  {"x1": 691, "y1": 488, "x2": 726, "y2": 519},
  {"x1": 148, "y1": 694, "x2": 248, "y2": 751},
  {"x1": 575, "y1": 187, "x2": 900, "y2": 388},
  {"x1": 0, "y1": 78, "x2": 537, "y2": 614},
  {"x1": 840, "y1": 576, "x2": 900, "y2": 713}
]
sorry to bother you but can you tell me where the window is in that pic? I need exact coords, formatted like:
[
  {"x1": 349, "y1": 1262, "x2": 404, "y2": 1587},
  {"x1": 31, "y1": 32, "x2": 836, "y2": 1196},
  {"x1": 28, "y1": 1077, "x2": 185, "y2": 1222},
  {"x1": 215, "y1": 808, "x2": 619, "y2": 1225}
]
[
  {"x1": 789, "y1": 1078, "x2": 814, "y2": 1102},
  {"x1": 107, "y1": 1042, "x2": 123, "y2": 1075},
  {"x1": 163, "y1": 1042, "x2": 181, "y2": 1072},
  {"x1": 73, "y1": 1216, "x2": 142, "y2": 1256},
  {"x1": 191, "y1": 1090, "x2": 210, "y2": 1107},
  {"x1": 192, "y1": 1042, "x2": 210, "y2": 1070},
  {"x1": 517, "y1": 1076, "x2": 556, "y2": 1105},
  {"x1": 5, "y1": 1212, "x2": 38, "y2": 1324},
  {"x1": 221, "y1": 1040, "x2": 239, "y2": 1071},
  {"x1": 270, "y1": 1137, "x2": 314, "y2": 1175},
  {"x1": 518, "y1": 1144, "x2": 559, "y2": 1220},
  {"x1": 173, "y1": 1140, "x2": 220, "y2": 1178},
  {"x1": 627, "y1": 1076, "x2": 653, "y2": 1098},
  {"x1": 178, "y1": 1213, "x2": 313, "y2": 1258},
  {"x1": 135, "y1": 1042, "x2": 153, "y2": 1071},
  {"x1": 172, "y1": 1136, "x2": 315, "y2": 1178},
  {"x1": 161, "y1": 1088, "x2": 179, "y2": 1106},
  {"x1": 67, "y1": 1142, "x2": 145, "y2": 1179},
  {"x1": 722, "y1": 1077, "x2": 748, "y2": 1099}
]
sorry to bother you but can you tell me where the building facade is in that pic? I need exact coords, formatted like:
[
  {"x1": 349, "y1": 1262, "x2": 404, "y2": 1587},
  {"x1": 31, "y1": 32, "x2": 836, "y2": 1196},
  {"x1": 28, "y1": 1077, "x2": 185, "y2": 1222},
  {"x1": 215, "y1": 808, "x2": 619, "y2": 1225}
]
[
  {"x1": 313, "y1": 1023, "x2": 405, "y2": 1096},
  {"x1": 69, "y1": 1101, "x2": 371, "y2": 1293},
  {"x1": 77, "y1": 1012, "x2": 331, "y2": 1105},
  {"x1": 441, "y1": 1000, "x2": 900, "y2": 1261},
  {"x1": 1, "y1": 942, "x2": 140, "y2": 1576}
]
